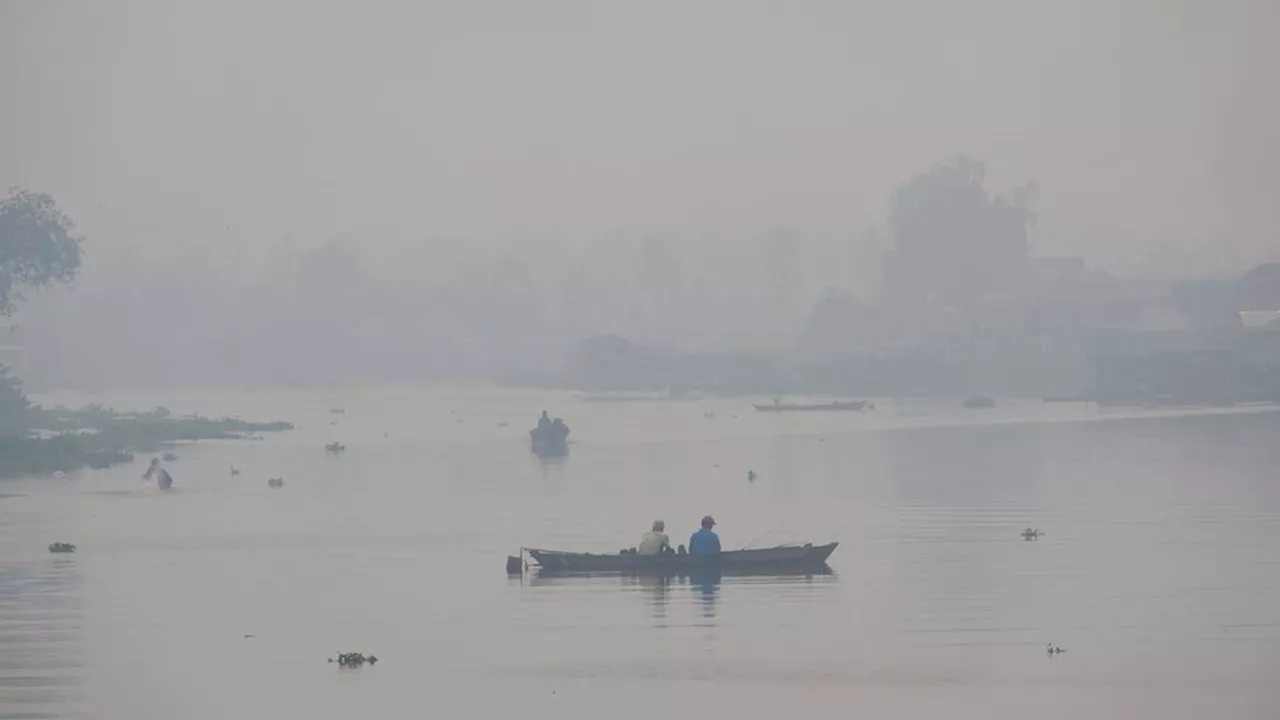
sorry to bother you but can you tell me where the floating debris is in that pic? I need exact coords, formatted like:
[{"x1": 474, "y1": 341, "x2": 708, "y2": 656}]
[
  {"x1": 162, "y1": 452, "x2": 179, "y2": 462},
  {"x1": 329, "y1": 652, "x2": 378, "y2": 667},
  {"x1": 1022, "y1": 528, "x2": 1043, "y2": 541},
  {"x1": 325, "y1": 442, "x2": 347, "y2": 454},
  {"x1": 48, "y1": 542, "x2": 77, "y2": 554},
  {"x1": 267, "y1": 477, "x2": 284, "y2": 488}
]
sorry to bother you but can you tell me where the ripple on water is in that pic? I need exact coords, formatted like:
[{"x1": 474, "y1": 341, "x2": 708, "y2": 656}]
[{"x1": 0, "y1": 561, "x2": 84, "y2": 719}]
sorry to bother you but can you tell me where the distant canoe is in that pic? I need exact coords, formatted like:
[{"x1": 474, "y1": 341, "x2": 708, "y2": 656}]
[
  {"x1": 530, "y1": 435, "x2": 569, "y2": 458},
  {"x1": 753, "y1": 400, "x2": 870, "y2": 412},
  {"x1": 529, "y1": 420, "x2": 570, "y2": 458},
  {"x1": 526, "y1": 542, "x2": 838, "y2": 574}
]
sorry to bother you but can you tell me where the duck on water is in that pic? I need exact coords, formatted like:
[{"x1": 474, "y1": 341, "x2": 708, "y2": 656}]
[{"x1": 143, "y1": 458, "x2": 174, "y2": 489}]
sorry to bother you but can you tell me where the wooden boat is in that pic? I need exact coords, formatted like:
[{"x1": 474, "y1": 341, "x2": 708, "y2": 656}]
[
  {"x1": 753, "y1": 400, "x2": 869, "y2": 412},
  {"x1": 526, "y1": 542, "x2": 838, "y2": 574},
  {"x1": 530, "y1": 435, "x2": 569, "y2": 458},
  {"x1": 529, "y1": 418, "x2": 570, "y2": 458}
]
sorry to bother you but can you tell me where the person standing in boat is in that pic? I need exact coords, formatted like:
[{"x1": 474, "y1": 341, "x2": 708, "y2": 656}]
[
  {"x1": 688, "y1": 515, "x2": 721, "y2": 555},
  {"x1": 537, "y1": 411, "x2": 552, "y2": 433},
  {"x1": 638, "y1": 520, "x2": 671, "y2": 555}
]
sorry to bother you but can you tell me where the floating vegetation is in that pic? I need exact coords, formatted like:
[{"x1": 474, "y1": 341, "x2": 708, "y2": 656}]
[
  {"x1": 329, "y1": 652, "x2": 378, "y2": 667},
  {"x1": 3, "y1": 404, "x2": 293, "y2": 478},
  {"x1": 48, "y1": 542, "x2": 76, "y2": 553},
  {"x1": 267, "y1": 477, "x2": 284, "y2": 488},
  {"x1": 0, "y1": 434, "x2": 133, "y2": 477},
  {"x1": 325, "y1": 442, "x2": 346, "y2": 454}
]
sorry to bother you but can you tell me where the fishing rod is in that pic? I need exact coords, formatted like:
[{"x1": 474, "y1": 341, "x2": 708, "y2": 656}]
[{"x1": 738, "y1": 522, "x2": 788, "y2": 551}]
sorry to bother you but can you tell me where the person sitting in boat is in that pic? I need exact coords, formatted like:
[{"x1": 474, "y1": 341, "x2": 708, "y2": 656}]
[
  {"x1": 551, "y1": 417, "x2": 569, "y2": 442},
  {"x1": 689, "y1": 515, "x2": 721, "y2": 555},
  {"x1": 638, "y1": 520, "x2": 671, "y2": 555}
]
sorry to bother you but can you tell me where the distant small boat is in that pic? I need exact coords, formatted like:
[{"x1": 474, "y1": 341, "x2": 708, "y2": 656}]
[
  {"x1": 325, "y1": 442, "x2": 347, "y2": 454},
  {"x1": 526, "y1": 543, "x2": 837, "y2": 574},
  {"x1": 963, "y1": 396, "x2": 995, "y2": 409},
  {"x1": 48, "y1": 542, "x2": 77, "y2": 554},
  {"x1": 530, "y1": 431, "x2": 569, "y2": 458},
  {"x1": 753, "y1": 400, "x2": 870, "y2": 413},
  {"x1": 529, "y1": 413, "x2": 570, "y2": 458},
  {"x1": 1041, "y1": 393, "x2": 1092, "y2": 403}
]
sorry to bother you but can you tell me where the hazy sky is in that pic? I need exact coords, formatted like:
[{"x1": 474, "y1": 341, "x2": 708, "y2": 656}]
[{"x1": 2, "y1": 0, "x2": 1277, "y2": 273}]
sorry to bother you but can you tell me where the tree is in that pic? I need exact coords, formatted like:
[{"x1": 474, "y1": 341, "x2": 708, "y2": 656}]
[
  {"x1": 1236, "y1": 262, "x2": 1280, "y2": 310},
  {"x1": 0, "y1": 364, "x2": 31, "y2": 434},
  {"x1": 883, "y1": 157, "x2": 1036, "y2": 306},
  {"x1": 800, "y1": 287, "x2": 867, "y2": 358},
  {"x1": 0, "y1": 189, "x2": 84, "y2": 316}
]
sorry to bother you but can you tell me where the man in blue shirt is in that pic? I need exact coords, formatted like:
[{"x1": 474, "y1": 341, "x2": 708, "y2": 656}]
[{"x1": 688, "y1": 515, "x2": 721, "y2": 555}]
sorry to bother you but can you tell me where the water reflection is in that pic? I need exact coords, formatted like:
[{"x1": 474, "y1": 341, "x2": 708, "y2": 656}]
[
  {"x1": 0, "y1": 558, "x2": 83, "y2": 719},
  {"x1": 527, "y1": 568, "x2": 837, "y2": 627},
  {"x1": 526, "y1": 566, "x2": 834, "y2": 585},
  {"x1": 687, "y1": 569, "x2": 720, "y2": 619}
]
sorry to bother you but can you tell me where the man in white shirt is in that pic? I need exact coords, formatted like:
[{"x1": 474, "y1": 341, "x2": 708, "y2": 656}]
[{"x1": 638, "y1": 520, "x2": 670, "y2": 555}]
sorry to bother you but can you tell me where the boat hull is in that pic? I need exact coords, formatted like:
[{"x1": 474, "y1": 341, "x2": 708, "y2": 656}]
[
  {"x1": 753, "y1": 401, "x2": 868, "y2": 412},
  {"x1": 527, "y1": 542, "x2": 838, "y2": 574},
  {"x1": 530, "y1": 438, "x2": 569, "y2": 457}
]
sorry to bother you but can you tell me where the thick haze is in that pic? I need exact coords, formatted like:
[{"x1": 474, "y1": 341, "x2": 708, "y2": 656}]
[{"x1": 2, "y1": 1, "x2": 1278, "y2": 389}]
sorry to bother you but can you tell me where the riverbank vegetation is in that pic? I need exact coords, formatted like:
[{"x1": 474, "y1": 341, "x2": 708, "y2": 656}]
[
  {"x1": 1, "y1": 188, "x2": 292, "y2": 478},
  {"x1": 0, "y1": 371, "x2": 293, "y2": 477}
]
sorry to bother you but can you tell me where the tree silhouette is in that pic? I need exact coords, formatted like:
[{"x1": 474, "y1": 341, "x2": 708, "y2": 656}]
[
  {"x1": 883, "y1": 157, "x2": 1036, "y2": 306},
  {"x1": 0, "y1": 189, "x2": 83, "y2": 316}
]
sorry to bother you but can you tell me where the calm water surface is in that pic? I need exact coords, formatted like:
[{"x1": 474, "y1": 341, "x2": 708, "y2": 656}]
[{"x1": 3, "y1": 388, "x2": 1280, "y2": 718}]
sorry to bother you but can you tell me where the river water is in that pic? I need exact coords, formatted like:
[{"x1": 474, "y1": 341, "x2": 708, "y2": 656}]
[{"x1": 3, "y1": 387, "x2": 1280, "y2": 718}]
